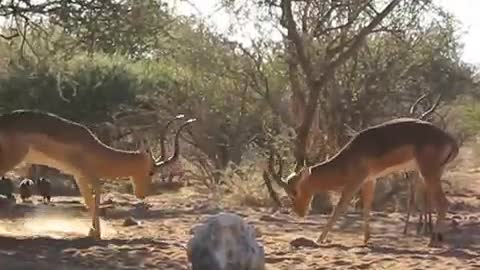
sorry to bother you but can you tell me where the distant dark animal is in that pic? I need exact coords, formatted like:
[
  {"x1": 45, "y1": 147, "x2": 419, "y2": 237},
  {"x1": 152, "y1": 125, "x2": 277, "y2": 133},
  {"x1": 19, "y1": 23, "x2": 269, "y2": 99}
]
[
  {"x1": 19, "y1": 178, "x2": 34, "y2": 202},
  {"x1": 36, "y1": 177, "x2": 52, "y2": 203},
  {"x1": 0, "y1": 176, "x2": 14, "y2": 199}
]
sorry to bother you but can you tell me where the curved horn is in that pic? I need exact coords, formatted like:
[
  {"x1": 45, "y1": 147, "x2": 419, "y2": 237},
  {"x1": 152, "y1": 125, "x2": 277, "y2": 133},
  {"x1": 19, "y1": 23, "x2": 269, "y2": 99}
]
[
  {"x1": 409, "y1": 93, "x2": 427, "y2": 115},
  {"x1": 155, "y1": 118, "x2": 196, "y2": 168},
  {"x1": 419, "y1": 94, "x2": 442, "y2": 120},
  {"x1": 160, "y1": 114, "x2": 185, "y2": 160}
]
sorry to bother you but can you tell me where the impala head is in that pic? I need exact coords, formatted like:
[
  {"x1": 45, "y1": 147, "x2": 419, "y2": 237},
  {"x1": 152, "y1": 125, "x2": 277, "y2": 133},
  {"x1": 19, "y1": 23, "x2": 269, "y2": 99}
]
[
  {"x1": 280, "y1": 168, "x2": 313, "y2": 217},
  {"x1": 265, "y1": 151, "x2": 313, "y2": 217},
  {"x1": 134, "y1": 115, "x2": 196, "y2": 199}
]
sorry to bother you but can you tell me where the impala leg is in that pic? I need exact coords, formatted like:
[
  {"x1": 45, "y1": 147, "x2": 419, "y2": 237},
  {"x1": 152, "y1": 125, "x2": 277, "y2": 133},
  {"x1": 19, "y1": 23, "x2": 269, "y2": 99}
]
[
  {"x1": 90, "y1": 180, "x2": 102, "y2": 240},
  {"x1": 75, "y1": 176, "x2": 95, "y2": 211},
  {"x1": 418, "y1": 189, "x2": 426, "y2": 235},
  {"x1": 427, "y1": 211, "x2": 433, "y2": 235},
  {"x1": 424, "y1": 193, "x2": 434, "y2": 235},
  {"x1": 404, "y1": 177, "x2": 415, "y2": 235},
  {"x1": 317, "y1": 180, "x2": 363, "y2": 244},
  {"x1": 75, "y1": 175, "x2": 98, "y2": 238},
  {"x1": 419, "y1": 181, "x2": 433, "y2": 236},
  {"x1": 415, "y1": 180, "x2": 425, "y2": 235},
  {"x1": 417, "y1": 210, "x2": 424, "y2": 235},
  {"x1": 361, "y1": 179, "x2": 376, "y2": 244},
  {"x1": 422, "y1": 173, "x2": 448, "y2": 246}
]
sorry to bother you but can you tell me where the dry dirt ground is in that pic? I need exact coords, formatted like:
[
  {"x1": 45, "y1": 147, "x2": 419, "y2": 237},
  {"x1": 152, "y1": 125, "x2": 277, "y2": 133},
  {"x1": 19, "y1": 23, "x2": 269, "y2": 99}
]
[{"x1": 1, "y1": 149, "x2": 480, "y2": 269}]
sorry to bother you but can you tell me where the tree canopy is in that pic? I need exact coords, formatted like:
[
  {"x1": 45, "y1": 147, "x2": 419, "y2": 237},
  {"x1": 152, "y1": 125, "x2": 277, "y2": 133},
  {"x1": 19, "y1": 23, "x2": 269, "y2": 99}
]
[{"x1": 0, "y1": 0, "x2": 477, "y2": 203}]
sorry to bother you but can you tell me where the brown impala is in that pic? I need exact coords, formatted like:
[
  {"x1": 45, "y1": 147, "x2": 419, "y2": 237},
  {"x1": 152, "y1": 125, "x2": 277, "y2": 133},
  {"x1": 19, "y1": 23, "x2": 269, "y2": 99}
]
[
  {"x1": 267, "y1": 117, "x2": 458, "y2": 247},
  {"x1": 0, "y1": 110, "x2": 196, "y2": 240}
]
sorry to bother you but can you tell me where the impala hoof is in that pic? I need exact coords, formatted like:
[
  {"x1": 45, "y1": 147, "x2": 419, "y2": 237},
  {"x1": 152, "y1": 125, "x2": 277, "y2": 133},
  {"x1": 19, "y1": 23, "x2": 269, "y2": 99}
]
[
  {"x1": 316, "y1": 235, "x2": 331, "y2": 245},
  {"x1": 88, "y1": 228, "x2": 101, "y2": 240},
  {"x1": 363, "y1": 230, "x2": 371, "y2": 245},
  {"x1": 363, "y1": 238, "x2": 370, "y2": 246},
  {"x1": 428, "y1": 232, "x2": 444, "y2": 247}
]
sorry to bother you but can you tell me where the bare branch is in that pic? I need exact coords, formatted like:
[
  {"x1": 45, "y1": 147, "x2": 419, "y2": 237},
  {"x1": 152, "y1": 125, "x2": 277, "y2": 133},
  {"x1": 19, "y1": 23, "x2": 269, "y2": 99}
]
[
  {"x1": 0, "y1": 32, "x2": 18, "y2": 40},
  {"x1": 236, "y1": 41, "x2": 294, "y2": 126},
  {"x1": 262, "y1": 170, "x2": 282, "y2": 207},
  {"x1": 265, "y1": 146, "x2": 288, "y2": 190},
  {"x1": 313, "y1": 1, "x2": 370, "y2": 38},
  {"x1": 293, "y1": 0, "x2": 403, "y2": 165},
  {"x1": 328, "y1": 0, "x2": 403, "y2": 72},
  {"x1": 281, "y1": 0, "x2": 315, "y2": 81}
]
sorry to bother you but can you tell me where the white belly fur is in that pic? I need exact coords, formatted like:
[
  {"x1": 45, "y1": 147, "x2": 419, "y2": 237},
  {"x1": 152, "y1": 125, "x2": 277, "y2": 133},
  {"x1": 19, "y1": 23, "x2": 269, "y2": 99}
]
[
  {"x1": 371, "y1": 160, "x2": 418, "y2": 180},
  {"x1": 23, "y1": 147, "x2": 77, "y2": 176}
]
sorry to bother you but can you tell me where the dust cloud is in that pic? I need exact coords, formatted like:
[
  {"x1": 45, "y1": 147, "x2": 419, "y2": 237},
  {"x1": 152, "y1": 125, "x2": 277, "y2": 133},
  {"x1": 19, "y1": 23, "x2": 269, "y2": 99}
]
[{"x1": 0, "y1": 206, "x2": 116, "y2": 238}]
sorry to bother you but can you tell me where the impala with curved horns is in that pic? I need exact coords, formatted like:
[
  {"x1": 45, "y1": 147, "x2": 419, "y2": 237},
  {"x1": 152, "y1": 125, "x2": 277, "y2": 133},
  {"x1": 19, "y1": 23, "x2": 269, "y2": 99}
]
[
  {"x1": 403, "y1": 93, "x2": 443, "y2": 236},
  {"x1": 267, "y1": 117, "x2": 458, "y2": 247},
  {"x1": 0, "y1": 110, "x2": 196, "y2": 240}
]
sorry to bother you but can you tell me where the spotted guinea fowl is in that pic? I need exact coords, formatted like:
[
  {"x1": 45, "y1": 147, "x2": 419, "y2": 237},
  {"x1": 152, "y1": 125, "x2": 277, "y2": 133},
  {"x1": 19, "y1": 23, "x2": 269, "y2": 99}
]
[
  {"x1": 19, "y1": 178, "x2": 34, "y2": 202},
  {"x1": 36, "y1": 177, "x2": 52, "y2": 203},
  {"x1": 0, "y1": 176, "x2": 14, "y2": 200}
]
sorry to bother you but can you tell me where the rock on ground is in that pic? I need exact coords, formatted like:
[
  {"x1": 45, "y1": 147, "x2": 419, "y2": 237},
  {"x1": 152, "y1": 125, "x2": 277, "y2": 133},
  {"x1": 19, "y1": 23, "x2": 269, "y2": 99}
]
[{"x1": 187, "y1": 212, "x2": 265, "y2": 270}]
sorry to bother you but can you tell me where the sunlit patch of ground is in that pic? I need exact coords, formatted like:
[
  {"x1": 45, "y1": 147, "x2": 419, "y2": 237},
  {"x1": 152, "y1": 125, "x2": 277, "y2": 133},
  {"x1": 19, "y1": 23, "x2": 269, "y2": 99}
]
[{"x1": 0, "y1": 202, "x2": 117, "y2": 239}]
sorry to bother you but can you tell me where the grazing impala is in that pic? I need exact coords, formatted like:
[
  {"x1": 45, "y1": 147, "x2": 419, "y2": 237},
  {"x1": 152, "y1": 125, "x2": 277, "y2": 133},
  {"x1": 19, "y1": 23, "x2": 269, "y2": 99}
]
[
  {"x1": 267, "y1": 117, "x2": 458, "y2": 247},
  {"x1": 0, "y1": 110, "x2": 196, "y2": 240}
]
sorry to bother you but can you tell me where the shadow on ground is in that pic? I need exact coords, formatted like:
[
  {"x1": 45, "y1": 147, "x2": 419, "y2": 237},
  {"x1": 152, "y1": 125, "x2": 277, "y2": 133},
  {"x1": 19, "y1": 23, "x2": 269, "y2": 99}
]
[{"x1": 0, "y1": 235, "x2": 187, "y2": 270}]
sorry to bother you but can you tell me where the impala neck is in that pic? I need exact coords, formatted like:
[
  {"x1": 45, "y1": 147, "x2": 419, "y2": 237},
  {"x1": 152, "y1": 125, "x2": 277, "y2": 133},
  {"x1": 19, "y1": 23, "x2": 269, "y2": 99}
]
[
  {"x1": 96, "y1": 147, "x2": 152, "y2": 179},
  {"x1": 306, "y1": 154, "x2": 351, "y2": 192}
]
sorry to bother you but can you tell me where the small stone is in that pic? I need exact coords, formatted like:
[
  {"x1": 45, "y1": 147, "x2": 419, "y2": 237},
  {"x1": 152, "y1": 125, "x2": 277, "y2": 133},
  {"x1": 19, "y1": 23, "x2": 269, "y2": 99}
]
[
  {"x1": 122, "y1": 217, "x2": 140, "y2": 226},
  {"x1": 259, "y1": 215, "x2": 284, "y2": 222},
  {"x1": 289, "y1": 237, "x2": 319, "y2": 248}
]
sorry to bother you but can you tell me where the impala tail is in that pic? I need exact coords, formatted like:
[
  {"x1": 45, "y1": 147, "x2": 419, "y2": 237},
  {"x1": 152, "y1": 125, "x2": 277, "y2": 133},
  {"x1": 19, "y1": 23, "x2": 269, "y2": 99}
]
[{"x1": 441, "y1": 139, "x2": 459, "y2": 167}]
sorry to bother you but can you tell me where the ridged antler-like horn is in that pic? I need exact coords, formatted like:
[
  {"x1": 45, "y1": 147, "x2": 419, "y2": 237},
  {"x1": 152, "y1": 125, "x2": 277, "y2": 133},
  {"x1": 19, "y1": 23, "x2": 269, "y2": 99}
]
[
  {"x1": 160, "y1": 114, "x2": 185, "y2": 160},
  {"x1": 155, "y1": 118, "x2": 196, "y2": 168},
  {"x1": 409, "y1": 93, "x2": 442, "y2": 120}
]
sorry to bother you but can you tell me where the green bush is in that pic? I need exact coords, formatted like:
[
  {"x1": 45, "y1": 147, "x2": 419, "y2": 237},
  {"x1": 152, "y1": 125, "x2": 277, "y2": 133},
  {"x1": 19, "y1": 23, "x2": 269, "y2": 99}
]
[{"x1": 0, "y1": 53, "x2": 178, "y2": 123}]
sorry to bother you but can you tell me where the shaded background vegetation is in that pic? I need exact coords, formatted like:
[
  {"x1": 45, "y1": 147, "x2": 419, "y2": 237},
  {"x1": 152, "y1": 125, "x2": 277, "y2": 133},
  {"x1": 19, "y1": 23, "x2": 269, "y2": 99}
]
[{"x1": 0, "y1": 0, "x2": 479, "y2": 212}]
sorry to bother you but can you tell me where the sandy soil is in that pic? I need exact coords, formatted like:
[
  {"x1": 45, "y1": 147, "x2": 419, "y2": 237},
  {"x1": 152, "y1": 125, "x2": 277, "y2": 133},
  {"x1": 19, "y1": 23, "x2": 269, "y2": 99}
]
[
  {"x1": 0, "y1": 182, "x2": 479, "y2": 270},
  {"x1": 1, "y1": 145, "x2": 480, "y2": 270}
]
